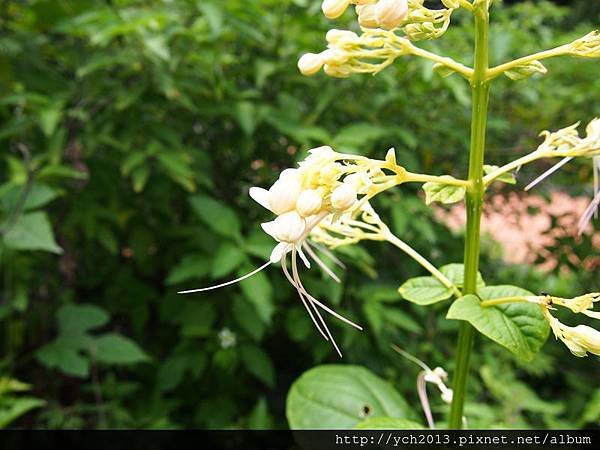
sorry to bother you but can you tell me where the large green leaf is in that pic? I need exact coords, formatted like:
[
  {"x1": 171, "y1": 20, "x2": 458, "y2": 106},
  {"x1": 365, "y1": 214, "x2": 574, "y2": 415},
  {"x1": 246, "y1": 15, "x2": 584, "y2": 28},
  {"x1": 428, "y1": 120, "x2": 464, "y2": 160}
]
[
  {"x1": 57, "y1": 304, "x2": 109, "y2": 336},
  {"x1": 447, "y1": 286, "x2": 550, "y2": 360},
  {"x1": 3, "y1": 212, "x2": 63, "y2": 254},
  {"x1": 286, "y1": 365, "x2": 414, "y2": 429},
  {"x1": 0, "y1": 397, "x2": 46, "y2": 429},
  {"x1": 354, "y1": 417, "x2": 425, "y2": 429},
  {"x1": 398, "y1": 276, "x2": 453, "y2": 305},
  {"x1": 189, "y1": 195, "x2": 242, "y2": 241},
  {"x1": 90, "y1": 333, "x2": 149, "y2": 365}
]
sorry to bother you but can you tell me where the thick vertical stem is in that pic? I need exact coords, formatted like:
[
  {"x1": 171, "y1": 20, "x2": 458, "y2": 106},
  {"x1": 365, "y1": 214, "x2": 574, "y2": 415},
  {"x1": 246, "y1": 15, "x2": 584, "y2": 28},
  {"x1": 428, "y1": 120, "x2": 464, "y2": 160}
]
[{"x1": 448, "y1": 2, "x2": 490, "y2": 429}]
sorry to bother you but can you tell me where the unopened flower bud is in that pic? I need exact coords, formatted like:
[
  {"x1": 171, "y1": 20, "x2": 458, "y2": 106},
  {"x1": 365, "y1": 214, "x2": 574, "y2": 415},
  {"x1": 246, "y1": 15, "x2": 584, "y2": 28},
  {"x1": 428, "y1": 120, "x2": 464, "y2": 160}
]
[
  {"x1": 320, "y1": 48, "x2": 349, "y2": 66},
  {"x1": 321, "y1": 0, "x2": 350, "y2": 19},
  {"x1": 330, "y1": 183, "x2": 357, "y2": 210},
  {"x1": 273, "y1": 211, "x2": 306, "y2": 243},
  {"x1": 375, "y1": 0, "x2": 408, "y2": 30},
  {"x1": 298, "y1": 53, "x2": 324, "y2": 76},
  {"x1": 326, "y1": 29, "x2": 359, "y2": 46},
  {"x1": 586, "y1": 118, "x2": 600, "y2": 138},
  {"x1": 296, "y1": 189, "x2": 323, "y2": 217},
  {"x1": 356, "y1": 4, "x2": 379, "y2": 28},
  {"x1": 268, "y1": 177, "x2": 301, "y2": 215},
  {"x1": 279, "y1": 168, "x2": 301, "y2": 180}
]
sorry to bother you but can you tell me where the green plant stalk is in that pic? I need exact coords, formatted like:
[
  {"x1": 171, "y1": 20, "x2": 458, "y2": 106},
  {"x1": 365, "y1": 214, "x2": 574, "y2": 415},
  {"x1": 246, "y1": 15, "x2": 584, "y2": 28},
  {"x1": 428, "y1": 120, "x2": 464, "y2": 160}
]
[{"x1": 448, "y1": 2, "x2": 490, "y2": 429}]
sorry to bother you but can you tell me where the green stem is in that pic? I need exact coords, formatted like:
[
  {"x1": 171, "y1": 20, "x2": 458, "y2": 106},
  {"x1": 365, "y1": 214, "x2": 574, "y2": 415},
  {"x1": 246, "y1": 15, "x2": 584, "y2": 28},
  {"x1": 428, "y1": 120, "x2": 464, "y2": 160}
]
[
  {"x1": 486, "y1": 44, "x2": 570, "y2": 81},
  {"x1": 480, "y1": 296, "x2": 530, "y2": 307},
  {"x1": 407, "y1": 43, "x2": 475, "y2": 79},
  {"x1": 448, "y1": 2, "x2": 490, "y2": 429},
  {"x1": 407, "y1": 172, "x2": 471, "y2": 187}
]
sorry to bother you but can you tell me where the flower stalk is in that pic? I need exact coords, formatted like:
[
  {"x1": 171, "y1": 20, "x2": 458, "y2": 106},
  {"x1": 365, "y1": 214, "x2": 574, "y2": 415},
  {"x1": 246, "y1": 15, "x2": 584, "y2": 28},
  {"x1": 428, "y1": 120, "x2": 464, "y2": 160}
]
[{"x1": 448, "y1": 0, "x2": 490, "y2": 429}]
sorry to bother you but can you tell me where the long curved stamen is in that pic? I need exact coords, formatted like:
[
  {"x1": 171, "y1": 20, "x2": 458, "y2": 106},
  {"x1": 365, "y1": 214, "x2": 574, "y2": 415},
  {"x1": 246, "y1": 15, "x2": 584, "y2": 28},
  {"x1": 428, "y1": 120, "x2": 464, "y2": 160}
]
[
  {"x1": 292, "y1": 248, "x2": 343, "y2": 357},
  {"x1": 578, "y1": 189, "x2": 600, "y2": 235},
  {"x1": 310, "y1": 241, "x2": 346, "y2": 269},
  {"x1": 177, "y1": 261, "x2": 272, "y2": 294},
  {"x1": 282, "y1": 256, "x2": 329, "y2": 341},
  {"x1": 594, "y1": 157, "x2": 599, "y2": 219},
  {"x1": 525, "y1": 156, "x2": 573, "y2": 191},
  {"x1": 302, "y1": 241, "x2": 341, "y2": 283},
  {"x1": 291, "y1": 249, "x2": 363, "y2": 331}
]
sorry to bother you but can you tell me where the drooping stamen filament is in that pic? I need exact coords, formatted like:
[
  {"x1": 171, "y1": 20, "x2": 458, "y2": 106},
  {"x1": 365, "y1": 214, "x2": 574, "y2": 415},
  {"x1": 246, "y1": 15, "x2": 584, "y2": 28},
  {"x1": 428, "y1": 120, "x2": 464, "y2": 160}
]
[
  {"x1": 302, "y1": 241, "x2": 341, "y2": 283},
  {"x1": 578, "y1": 189, "x2": 600, "y2": 235},
  {"x1": 177, "y1": 261, "x2": 272, "y2": 294},
  {"x1": 524, "y1": 156, "x2": 573, "y2": 191}
]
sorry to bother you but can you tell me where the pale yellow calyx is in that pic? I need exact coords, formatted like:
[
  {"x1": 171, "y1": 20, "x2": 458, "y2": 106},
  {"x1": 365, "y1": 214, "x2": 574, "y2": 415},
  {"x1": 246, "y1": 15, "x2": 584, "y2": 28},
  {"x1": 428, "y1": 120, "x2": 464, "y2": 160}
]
[
  {"x1": 272, "y1": 211, "x2": 307, "y2": 243},
  {"x1": 375, "y1": 0, "x2": 408, "y2": 30},
  {"x1": 298, "y1": 53, "x2": 324, "y2": 76},
  {"x1": 296, "y1": 189, "x2": 323, "y2": 217},
  {"x1": 322, "y1": 0, "x2": 351, "y2": 19},
  {"x1": 330, "y1": 183, "x2": 358, "y2": 211},
  {"x1": 268, "y1": 177, "x2": 301, "y2": 215}
]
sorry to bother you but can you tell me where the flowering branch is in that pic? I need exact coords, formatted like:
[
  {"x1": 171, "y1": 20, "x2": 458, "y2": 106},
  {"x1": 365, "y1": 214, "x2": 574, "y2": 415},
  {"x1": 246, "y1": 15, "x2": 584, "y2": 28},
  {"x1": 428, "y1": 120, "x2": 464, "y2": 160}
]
[{"x1": 486, "y1": 30, "x2": 600, "y2": 81}]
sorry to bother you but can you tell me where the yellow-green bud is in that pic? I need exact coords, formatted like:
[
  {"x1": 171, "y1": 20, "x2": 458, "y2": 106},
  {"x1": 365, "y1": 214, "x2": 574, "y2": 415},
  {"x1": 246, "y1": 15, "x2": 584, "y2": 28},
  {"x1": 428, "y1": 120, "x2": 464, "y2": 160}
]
[
  {"x1": 298, "y1": 53, "x2": 324, "y2": 76},
  {"x1": 321, "y1": 0, "x2": 350, "y2": 19},
  {"x1": 356, "y1": 4, "x2": 378, "y2": 28}
]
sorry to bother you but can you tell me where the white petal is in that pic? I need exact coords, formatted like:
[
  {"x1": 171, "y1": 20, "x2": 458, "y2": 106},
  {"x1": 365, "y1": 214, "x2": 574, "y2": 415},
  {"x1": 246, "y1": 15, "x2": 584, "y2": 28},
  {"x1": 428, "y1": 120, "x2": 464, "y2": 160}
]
[
  {"x1": 270, "y1": 242, "x2": 291, "y2": 263},
  {"x1": 249, "y1": 187, "x2": 271, "y2": 211},
  {"x1": 260, "y1": 220, "x2": 279, "y2": 240}
]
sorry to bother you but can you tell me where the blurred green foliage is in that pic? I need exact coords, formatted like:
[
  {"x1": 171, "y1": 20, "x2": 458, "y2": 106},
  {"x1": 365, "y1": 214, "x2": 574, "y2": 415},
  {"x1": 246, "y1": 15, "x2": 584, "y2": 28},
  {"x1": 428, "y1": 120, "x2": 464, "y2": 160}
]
[{"x1": 0, "y1": 0, "x2": 599, "y2": 429}]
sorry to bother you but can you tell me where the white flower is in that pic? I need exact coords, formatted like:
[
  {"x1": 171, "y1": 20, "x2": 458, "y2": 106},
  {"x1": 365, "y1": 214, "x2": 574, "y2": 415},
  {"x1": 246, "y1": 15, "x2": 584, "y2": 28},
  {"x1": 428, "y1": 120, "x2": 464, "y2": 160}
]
[
  {"x1": 331, "y1": 183, "x2": 357, "y2": 211},
  {"x1": 218, "y1": 328, "x2": 237, "y2": 349},
  {"x1": 321, "y1": 0, "x2": 351, "y2": 19},
  {"x1": 546, "y1": 311, "x2": 600, "y2": 357},
  {"x1": 298, "y1": 53, "x2": 324, "y2": 76},
  {"x1": 374, "y1": 0, "x2": 408, "y2": 30}
]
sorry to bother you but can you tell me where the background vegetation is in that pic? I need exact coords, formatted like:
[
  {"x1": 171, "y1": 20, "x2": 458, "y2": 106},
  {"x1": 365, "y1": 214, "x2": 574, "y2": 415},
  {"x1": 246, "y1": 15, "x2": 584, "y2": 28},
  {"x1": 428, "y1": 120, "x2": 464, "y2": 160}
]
[{"x1": 0, "y1": 0, "x2": 598, "y2": 429}]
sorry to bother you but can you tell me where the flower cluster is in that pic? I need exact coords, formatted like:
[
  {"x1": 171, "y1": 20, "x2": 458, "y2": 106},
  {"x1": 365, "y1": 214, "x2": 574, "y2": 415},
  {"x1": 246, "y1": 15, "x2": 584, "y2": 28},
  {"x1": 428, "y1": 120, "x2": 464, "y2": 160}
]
[
  {"x1": 526, "y1": 293, "x2": 600, "y2": 357},
  {"x1": 568, "y1": 30, "x2": 600, "y2": 58},
  {"x1": 300, "y1": 1, "x2": 463, "y2": 78},
  {"x1": 298, "y1": 28, "x2": 411, "y2": 77},
  {"x1": 180, "y1": 146, "x2": 407, "y2": 357}
]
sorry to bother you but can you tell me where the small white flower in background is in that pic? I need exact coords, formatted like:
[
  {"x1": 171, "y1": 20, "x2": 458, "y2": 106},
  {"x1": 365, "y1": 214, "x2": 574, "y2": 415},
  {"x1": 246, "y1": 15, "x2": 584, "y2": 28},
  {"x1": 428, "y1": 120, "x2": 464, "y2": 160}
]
[
  {"x1": 178, "y1": 145, "x2": 406, "y2": 357},
  {"x1": 218, "y1": 328, "x2": 237, "y2": 349},
  {"x1": 391, "y1": 345, "x2": 454, "y2": 429}
]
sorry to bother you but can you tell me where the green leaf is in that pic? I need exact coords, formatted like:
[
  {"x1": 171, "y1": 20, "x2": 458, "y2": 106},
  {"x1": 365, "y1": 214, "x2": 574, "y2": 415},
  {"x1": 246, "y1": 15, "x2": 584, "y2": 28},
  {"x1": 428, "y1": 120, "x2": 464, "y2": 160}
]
[
  {"x1": 189, "y1": 195, "x2": 241, "y2": 240},
  {"x1": 0, "y1": 397, "x2": 46, "y2": 429},
  {"x1": 1, "y1": 183, "x2": 59, "y2": 211},
  {"x1": 36, "y1": 338, "x2": 89, "y2": 378},
  {"x1": 440, "y1": 263, "x2": 485, "y2": 290},
  {"x1": 355, "y1": 417, "x2": 425, "y2": 429},
  {"x1": 238, "y1": 267, "x2": 274, "y2": 324},
  {"x1": 3, "y1": 212, "x2": 63, "y2": 254},
  {"x1": 57, "y1": 304, "x2": 109, "y2": 336},
  {"x1": 90, "y1": 333, "x2": 149, "y2": 365},
  {"x1": 247, "y1": 397, "x2": 273, "y2": 429},
  {"x1": 398, "y1": 276, "x2": 453, "y2": 305},
  {"x1": 166, "y1": 254, "x2": 211, "y2": 285},
  {"x1": 423, "y1": 178, "x2": 466, "y2": 205},
  {"x1": 286, "y1": 365, "x2": 414, "y2": 429},
  {"x1": 211, "y1": 242, "x2": 246, "y2": 278},
  {"x1": 483, "y1": 165, "x2": 517, "y2": 185},
  {"x1": 240, "y1": 344, "x2": 275, "y2": 388},
  {"x1": 235, "y1": 102, "x2": 257, "y2": 136},
  {"x1": 447, "y1": 286, "x2": 550, "y2": 360},
  {"x1": 505, "y1": 60, "x2": 547, "y2": 81}
]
